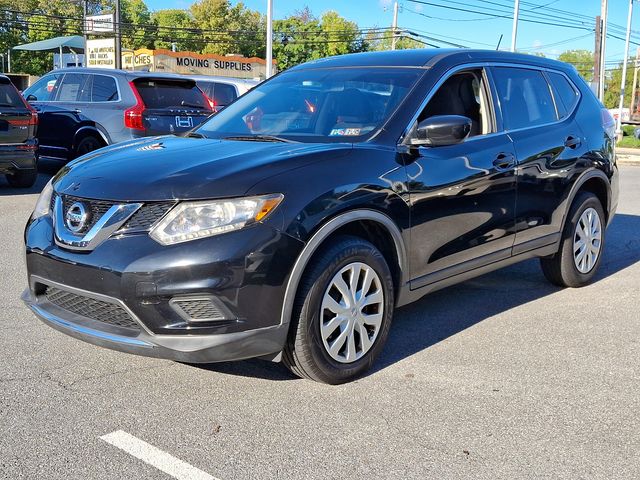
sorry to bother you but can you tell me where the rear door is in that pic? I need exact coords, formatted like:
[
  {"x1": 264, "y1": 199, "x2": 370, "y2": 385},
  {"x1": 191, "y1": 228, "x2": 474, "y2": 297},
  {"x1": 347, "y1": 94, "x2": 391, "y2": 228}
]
[
  {"x1": 45, "y1": 73, "x2": 92, "y2": 159},
  {"x1": 23, "y1": 73, "x2": 63, "y2": 157},
  {"x1": 0, "y1": 79, "x2": 35, "y2": 145},
  {"x1": 491, "y1": 66, "x2": 588, "y2": 252},
  {"x1": 132, "y1": 78, "x2": 213, "y2": 136}
]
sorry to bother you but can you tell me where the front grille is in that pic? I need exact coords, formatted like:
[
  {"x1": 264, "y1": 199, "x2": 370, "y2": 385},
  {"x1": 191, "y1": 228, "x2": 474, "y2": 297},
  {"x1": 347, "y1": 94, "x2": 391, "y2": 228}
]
[
  {"x1": 171, "y1": 298, "x2": 231, "y2": 322},
  {"x1": 120, "y1": 201, "x2": 175, "y2": 231},
  {"x1": 62, "y1": 195, "x2": 116, "y2": 234},
  {"x1": 54, "y1": 194, "x2": 174, "y2": 234},
  {"x1": 45, "y1": 286, "x2": 140, "y2": 331}
]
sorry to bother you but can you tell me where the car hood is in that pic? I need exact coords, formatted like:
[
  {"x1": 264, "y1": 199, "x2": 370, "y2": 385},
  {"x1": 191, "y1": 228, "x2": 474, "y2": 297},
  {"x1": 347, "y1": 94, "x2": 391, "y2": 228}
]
[{"x1": 53, "y1": 136, "x2": 352, "y2": 201}]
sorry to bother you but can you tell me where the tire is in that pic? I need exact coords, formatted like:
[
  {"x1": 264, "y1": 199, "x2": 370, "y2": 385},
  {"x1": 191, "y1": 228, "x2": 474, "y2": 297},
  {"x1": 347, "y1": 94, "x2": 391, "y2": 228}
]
[
  {"x1": 6, "y1": 169, "x2": 37, "y2": 188},
  {"x1": 540, "y1": 191, "x2": 606, "y2": 288},
  {"x1": 74, "y1": 135, "x2": 103, "y2": 158},
  {"x1": 283, "y1": 235, "x2": 395, "y2": 384}
]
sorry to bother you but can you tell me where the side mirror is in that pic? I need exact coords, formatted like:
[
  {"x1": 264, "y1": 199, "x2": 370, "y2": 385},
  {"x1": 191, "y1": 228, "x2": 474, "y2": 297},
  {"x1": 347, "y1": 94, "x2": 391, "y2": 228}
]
[
  {"x1": 410, "y1": 115, "x2": 472, "y2": 147},
  {"x1": 26, "y1": 94, "x2": 37, "y2": 102}
]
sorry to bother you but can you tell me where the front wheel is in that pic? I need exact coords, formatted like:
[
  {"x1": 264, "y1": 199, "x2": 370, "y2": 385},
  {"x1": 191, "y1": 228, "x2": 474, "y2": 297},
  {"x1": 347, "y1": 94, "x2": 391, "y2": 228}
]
[
  {"x1": 540, "y1": 191, "x2": 606, "y2": 287},
  {"x1": 283, "y1": 236, "x2": 395, "y2": 384}
]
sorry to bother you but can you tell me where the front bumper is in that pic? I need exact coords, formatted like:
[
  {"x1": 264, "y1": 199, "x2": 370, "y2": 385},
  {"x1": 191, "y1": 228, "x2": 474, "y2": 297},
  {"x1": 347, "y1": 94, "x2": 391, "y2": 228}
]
[
  {"x1": 22, "y1": 287, "x2": 289, "y2": 362},
  {"x1": 23, "y1": 215, "x2": 303, "y2": 362}
]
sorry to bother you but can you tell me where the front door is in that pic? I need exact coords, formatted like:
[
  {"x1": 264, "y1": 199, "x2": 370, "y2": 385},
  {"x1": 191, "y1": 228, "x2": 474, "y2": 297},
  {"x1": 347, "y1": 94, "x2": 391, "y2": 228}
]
[{"x1": 404, "y1": 68, "x2": 518, "y2": 289}]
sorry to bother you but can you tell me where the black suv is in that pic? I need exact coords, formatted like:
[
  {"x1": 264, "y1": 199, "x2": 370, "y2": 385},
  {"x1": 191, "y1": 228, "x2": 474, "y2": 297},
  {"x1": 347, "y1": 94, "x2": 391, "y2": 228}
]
[
  {"x1": 0, "y1": 75, "x2": 38, "y2": 187},
  {"x1": 22, "y1": 50, "x2": 619, "y2": 384}
]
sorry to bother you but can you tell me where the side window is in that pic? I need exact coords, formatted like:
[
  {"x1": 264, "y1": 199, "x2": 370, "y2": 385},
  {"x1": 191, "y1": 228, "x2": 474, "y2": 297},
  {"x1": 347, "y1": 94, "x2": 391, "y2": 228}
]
[
  {"x1": 418, "y1": 69, "x2": 492, "y2": 137},
  {"x1": 547, "y1": 72, "x2": 579, "y2": 119},
  {"x1": 493, "y1": 67, "x2": 557, "y2": 130},
  {"x1": 56, "y1": 74, "x2": 90, "y2": 102},
  {"x1": 91, "y1": 75, "x2": 119, "y2": 102},
  {"x1": 213, "y1": 82, "x2": 238, "y2": 107},
  {"x1": 23, "y1": 74, "x2": 63, "y2": 102}
]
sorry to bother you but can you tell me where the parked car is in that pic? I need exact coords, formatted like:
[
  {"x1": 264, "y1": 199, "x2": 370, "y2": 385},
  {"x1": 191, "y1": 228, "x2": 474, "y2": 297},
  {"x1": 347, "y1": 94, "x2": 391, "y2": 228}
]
[
  {"x1": 188, "y1": 75, "x2": 258, "y2": 111},
  {"x1": 21, "y1": 68, "x2": 213, "y2": 163},
  {"x1": 0, "y1": 75, "x2": 38, "y2": 188},
  {"x1": 23, "y1": 49, "x2": 619, "y2": 384}
]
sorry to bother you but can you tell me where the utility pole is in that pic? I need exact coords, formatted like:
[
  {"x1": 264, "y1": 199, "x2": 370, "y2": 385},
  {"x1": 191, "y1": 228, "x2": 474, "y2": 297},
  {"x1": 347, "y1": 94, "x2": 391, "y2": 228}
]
[
  {"x1": 391, "y1": 1, "x2": 399, "y2": 50},
  {"x1": 599, "y1": 0, "x2": 608, "y2": 101},
  {"x1": 115, "y1": 0, "x2": 122, "y2": 69},
  {"x1": 83, "y1": 0, "x2": 88, "y2": 68},
  {"x1": 617, "y1": 0, "x2": 635, "y2": 136},
  {"x1": 7, "y1": 49, "x2": 10, "y2": 73},
  {"x1": 511, "y1": 0, "x2": 520, "y2": 52},
  {"x1": 594, "y1": 16, "x2": 602, "y2": 94},
  {"x1": 266, "y1": 0, "x2": 273, "y2": 78},
  {"x1": 630, "y1": 47, "x2": 640, "y2": 118}
]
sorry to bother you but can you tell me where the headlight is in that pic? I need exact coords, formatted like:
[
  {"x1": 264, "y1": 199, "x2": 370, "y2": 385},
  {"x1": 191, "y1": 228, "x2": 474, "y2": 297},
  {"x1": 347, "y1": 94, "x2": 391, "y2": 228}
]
[
  {"x1": 150, "y1": 194, "x2": 284, "y2": 245},
  {"x1": 32, "y1": 178, "x2": 54, "y2": 220}
]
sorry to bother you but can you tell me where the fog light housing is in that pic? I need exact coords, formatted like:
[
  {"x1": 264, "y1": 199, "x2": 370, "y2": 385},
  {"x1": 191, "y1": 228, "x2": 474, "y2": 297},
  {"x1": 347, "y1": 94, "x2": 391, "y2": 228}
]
[{"x1": 169, "y1": 296, "x2": 235, "y2": 323}]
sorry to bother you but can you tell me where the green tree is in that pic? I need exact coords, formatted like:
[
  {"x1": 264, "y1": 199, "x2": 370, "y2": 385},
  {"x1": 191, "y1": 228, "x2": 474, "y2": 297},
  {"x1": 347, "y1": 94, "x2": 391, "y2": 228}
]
[
  {"x1": 272, "y1": 8, "x2": 365, "y2": 70},
  {"x1": 191, "y1": 0, "x2": 264, "y2": 57},
  {"x1": 152, "y1": 9, "x2": 203, "y2": 52},
  {"x1": 603, "y1": 60, "x2": 636, "y2": 110},
  {"x1": 117, "y1": 0, "x2": 155, "y2": 50},
  {"x1": 558, "y1": 49, "x2": 594, "y2": 82}
]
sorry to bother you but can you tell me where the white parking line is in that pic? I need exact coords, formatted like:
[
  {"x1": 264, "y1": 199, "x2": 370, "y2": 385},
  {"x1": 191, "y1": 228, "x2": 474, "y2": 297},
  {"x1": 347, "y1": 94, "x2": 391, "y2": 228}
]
[{"x1": 100, "y1": 430, "x2": 219, "y2": 480}]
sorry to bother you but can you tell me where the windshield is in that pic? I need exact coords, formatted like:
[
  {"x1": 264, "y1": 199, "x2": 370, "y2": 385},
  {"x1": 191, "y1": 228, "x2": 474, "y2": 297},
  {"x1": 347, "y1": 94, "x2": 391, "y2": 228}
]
[{"x1": 195, "y1": 67, "x2": 423, "y2": 142}]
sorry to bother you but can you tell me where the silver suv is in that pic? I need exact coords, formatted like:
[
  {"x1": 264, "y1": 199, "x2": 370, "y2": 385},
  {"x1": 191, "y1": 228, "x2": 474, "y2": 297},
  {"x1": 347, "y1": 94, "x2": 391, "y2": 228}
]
[{"x1": 22, "y1": 68, "x2": 213, "y2": 162}]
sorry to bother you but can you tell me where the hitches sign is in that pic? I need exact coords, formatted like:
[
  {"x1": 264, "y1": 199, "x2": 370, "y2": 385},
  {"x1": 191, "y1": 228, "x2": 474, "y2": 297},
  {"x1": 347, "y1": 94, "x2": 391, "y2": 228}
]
[{"x1": 86, "y1": 38, "x2": 116, "y2": 69}]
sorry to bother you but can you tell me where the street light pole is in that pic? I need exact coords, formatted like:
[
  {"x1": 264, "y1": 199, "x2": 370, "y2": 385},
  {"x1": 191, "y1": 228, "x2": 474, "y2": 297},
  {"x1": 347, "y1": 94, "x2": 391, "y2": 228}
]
[
  {"x1": 115, "y1": 0, "x2": 122, "y2": 69},
  {"x1": 510, "y1": 0, "x2": 520, "y2": 52},
  {"x1": 266, "y1": 0, "x2": 273, "y2": 78},
  {"x1": 616, "y1": 0, "x2": 634, "y2": 136}
]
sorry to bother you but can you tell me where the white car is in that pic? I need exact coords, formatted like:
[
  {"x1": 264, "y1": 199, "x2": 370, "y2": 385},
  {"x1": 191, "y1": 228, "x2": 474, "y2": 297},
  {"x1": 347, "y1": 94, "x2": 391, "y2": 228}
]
[{"x1": 188, "y1": 75, "x2": 259, "y2": 110}]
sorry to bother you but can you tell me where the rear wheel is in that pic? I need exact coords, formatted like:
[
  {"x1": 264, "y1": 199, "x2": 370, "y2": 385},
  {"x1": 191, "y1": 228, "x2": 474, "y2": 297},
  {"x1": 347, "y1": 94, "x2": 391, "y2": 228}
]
[
  {"x1": 6, "y1": 169, "x2": 37, "y2": 188},
  {"x1": 74, "y1": 135, "x2": 104, "y2": 158},
  {"x1": 283, "y1": 236, "x2": 394, "y2": 384},
  {"x1": 540, "y1": 191, "x2": 605, "y2": 287}
]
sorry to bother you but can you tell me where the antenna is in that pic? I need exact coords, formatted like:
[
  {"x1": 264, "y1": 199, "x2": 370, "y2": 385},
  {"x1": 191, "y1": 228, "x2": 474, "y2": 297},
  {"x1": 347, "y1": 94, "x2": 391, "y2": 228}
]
[{"x1": 496, "y1": 34, "x2": 503, "y2": 51}]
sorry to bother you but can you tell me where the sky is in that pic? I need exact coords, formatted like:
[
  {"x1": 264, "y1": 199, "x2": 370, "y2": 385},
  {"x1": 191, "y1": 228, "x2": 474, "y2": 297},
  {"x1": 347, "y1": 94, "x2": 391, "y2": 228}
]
[{"x1": 145, "y1": 0, "x2": 640, "y2": 67}]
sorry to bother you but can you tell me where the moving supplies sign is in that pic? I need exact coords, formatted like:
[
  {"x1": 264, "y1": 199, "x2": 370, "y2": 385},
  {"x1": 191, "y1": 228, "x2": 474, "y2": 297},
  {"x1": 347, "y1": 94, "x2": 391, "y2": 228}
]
[
  {"x1": 150, "y1": 49, "x2": 273, "y2": 79},
  {"x1": 87, "y1": 38, "x2": 116, "y2": 68}
]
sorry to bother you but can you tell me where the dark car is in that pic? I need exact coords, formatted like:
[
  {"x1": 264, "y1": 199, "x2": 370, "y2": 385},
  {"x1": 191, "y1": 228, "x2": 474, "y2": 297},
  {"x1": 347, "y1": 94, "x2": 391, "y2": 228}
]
[
  {"x1": 22, "y1": 49, "x2": 619, "y2": 384},
  {"x1": 0, "y1": 75, "x2": 38, "y2": 188},
  {"x1": 21, "y1": 68, "x2": 213, "y2": 163}
]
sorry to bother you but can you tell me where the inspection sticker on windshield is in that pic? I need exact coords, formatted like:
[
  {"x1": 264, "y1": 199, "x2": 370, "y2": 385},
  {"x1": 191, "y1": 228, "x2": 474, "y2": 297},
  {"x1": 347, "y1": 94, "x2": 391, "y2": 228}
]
[{"x1": 330, "y1": 128, "x2": 361, "y2": 136}]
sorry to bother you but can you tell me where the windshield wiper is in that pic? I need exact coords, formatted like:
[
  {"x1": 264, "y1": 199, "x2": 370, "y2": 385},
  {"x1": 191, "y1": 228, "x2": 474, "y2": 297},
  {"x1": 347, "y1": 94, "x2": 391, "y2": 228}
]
[
  {"x1": 222, "y1": 135, "x2": 297, "y2": 143},
  {"x1": 185, "y1": 131, "x2": 208, "y2": 139}
]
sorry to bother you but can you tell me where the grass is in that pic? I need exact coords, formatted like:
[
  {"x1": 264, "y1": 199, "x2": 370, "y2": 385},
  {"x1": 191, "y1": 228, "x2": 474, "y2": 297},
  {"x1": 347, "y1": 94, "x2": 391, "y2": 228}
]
[{"x1": 617, "y1": 136, "x2": 640, "y2": 148}]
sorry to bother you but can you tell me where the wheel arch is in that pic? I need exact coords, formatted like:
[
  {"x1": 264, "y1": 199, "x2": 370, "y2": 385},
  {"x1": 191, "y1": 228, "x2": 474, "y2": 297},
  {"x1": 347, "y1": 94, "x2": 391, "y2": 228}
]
[
  {"x1": 563, "y1": 169, "x2": 611, "y2": 228},
  {"x1": 72, "y1": 125, "x2": 110, "y2": 152},
  {"x1": 279, "y1": 209, "x2": 408, "y2": 327}
]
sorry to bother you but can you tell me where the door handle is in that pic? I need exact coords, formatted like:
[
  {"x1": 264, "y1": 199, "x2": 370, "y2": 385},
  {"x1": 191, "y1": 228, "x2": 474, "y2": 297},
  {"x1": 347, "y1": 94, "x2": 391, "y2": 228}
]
[
  {"x1": 493, "y1": 153, "x2": 516, "y2": 171},
  {"x1": 74, "y1": 108, "x2": 82, "y2": 114},
  {"x1": 564, "y1": 135, "x2": 581, "y2": 149}
]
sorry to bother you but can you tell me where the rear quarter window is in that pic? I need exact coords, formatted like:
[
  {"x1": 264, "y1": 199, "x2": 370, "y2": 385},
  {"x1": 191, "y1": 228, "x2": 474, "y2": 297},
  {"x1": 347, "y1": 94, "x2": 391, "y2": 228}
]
[
  {"x1": 213, "y1": 82, "x2": 237, "y2": 106},
  {"x1": 134, "y1": 79, "x2": 207, "y2": 109},
  {"x1": 547, "y1": 72, "x2": 579, "y2": 119}
]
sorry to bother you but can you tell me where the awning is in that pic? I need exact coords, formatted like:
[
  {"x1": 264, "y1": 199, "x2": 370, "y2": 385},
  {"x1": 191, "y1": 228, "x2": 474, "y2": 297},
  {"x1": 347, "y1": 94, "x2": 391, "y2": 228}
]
[{"x1": 13, "y1": 35, "x2": 85, "y2": 53}]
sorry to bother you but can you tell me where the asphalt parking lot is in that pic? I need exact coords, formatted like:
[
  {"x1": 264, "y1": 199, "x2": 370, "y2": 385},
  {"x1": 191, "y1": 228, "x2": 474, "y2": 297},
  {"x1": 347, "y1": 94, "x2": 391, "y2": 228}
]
[{"x1": 0, "y1": 166, "x2": 638, "y2": 480}]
